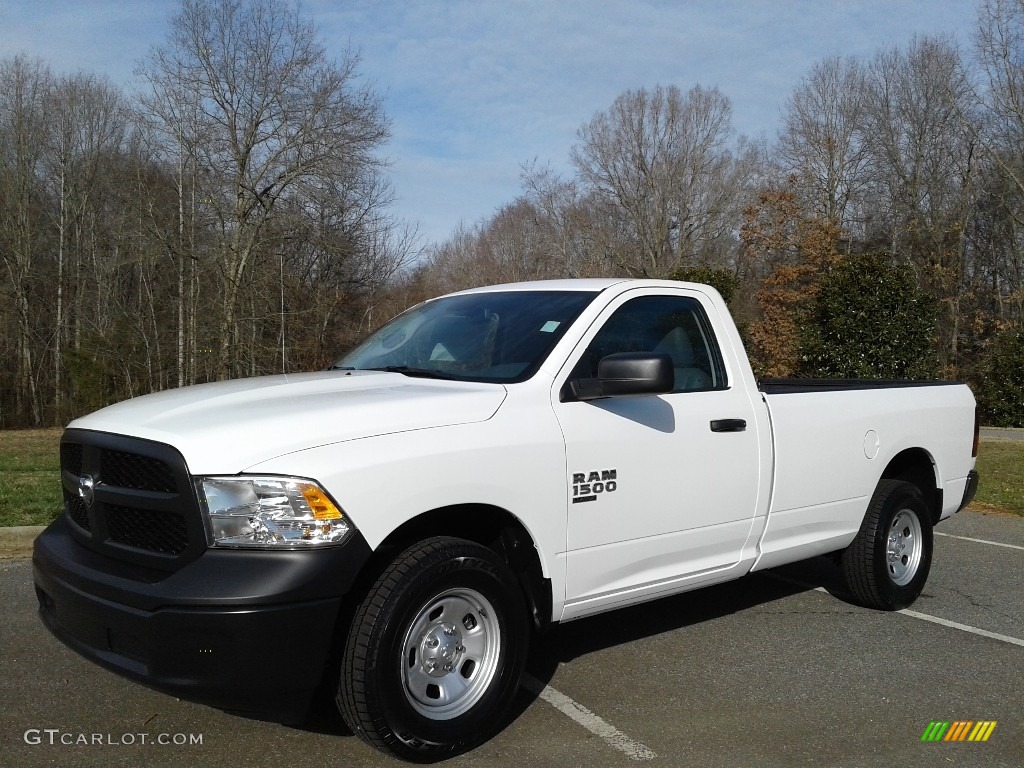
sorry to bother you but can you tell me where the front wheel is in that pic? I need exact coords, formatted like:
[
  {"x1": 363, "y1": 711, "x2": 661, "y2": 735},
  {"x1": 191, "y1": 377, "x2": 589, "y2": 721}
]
[
  {"x1": 337, "y1": 536, "x2": 528, "y2": 761},
  {"x1": 841, "y1": 480, "x2": 933, "y2": 610}
]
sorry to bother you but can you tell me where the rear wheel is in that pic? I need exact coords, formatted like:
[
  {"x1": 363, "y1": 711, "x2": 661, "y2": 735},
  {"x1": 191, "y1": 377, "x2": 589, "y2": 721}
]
[
  {"x1": 841, "y1": 480, "x2": 933, "y2": 610},
  {"x1": 337, "y1": 536, "x2": 528, "y2": 761}
]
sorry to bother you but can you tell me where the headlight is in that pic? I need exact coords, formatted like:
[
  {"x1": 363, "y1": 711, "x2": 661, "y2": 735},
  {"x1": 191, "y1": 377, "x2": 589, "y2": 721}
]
[{"x1": 197, "y1": 476, "x2": 352, "y2": 549}]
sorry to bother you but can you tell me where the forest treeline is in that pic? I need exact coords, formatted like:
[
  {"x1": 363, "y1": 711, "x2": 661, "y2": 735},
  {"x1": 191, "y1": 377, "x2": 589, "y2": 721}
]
[{"x1": 3, "y1": 0, "x2": 1024, "y2": 427}]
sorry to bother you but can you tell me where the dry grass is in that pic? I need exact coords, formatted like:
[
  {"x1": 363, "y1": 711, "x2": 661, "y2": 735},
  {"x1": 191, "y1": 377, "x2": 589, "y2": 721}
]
[
  {"x1": 0, "y1": 428, "x2": 62, "y2": 527},
  {"x1": 973, "y1": 438, "x2": 1024, "y2": 516}
]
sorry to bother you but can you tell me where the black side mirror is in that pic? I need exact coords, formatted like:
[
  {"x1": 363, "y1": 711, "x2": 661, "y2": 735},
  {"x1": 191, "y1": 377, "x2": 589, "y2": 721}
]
[{"x1": 570, "y1": 352, "x2": 673, "y2": 400}]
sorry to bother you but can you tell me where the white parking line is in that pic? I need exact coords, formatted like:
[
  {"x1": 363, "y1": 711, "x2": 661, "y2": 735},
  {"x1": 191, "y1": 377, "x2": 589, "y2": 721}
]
[
  {"x1": 935, "y1": 532, "x2": 1024, "y2": 551},
  {"x1": 522, "y1": 674, "x2": 657, "y2": 761},
  {"x1": 896, "y1": 609, "x2": 1024, "y2": 648},
  {"x1": 763, "y1": 572, "x2": 1024, "y2": 649}
]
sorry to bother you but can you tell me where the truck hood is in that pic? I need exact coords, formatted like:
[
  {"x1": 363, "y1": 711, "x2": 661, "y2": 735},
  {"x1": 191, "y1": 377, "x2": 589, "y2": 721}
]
[{"x1": 68, "y1": 371, "x2": 507, "y2": 474}]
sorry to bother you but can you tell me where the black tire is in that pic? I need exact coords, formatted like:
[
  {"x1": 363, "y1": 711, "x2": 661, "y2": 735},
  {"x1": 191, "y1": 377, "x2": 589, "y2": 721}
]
[
  {"x1": 337, "y1": 536, "x2": 529, "y2": 761},
  {"x1": 841, "y1": 480, "x2": 933, "y2": 610}
]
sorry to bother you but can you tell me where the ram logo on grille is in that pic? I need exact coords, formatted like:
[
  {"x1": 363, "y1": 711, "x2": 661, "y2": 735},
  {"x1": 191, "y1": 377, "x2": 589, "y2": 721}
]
[{"x1": 76, "y1": 474, "x2": 96, "y2": 509}]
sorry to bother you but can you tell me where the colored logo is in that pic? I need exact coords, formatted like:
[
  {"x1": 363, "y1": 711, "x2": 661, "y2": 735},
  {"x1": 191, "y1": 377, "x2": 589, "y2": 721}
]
[{"x1": 921, "y1": 721, "x2": 997, "y2": 742}]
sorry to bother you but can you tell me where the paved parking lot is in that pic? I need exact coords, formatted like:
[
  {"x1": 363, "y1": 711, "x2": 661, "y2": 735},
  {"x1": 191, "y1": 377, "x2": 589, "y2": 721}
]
[{"x1": 2, "y1": 507, "x2": 1021, "y2": 768}]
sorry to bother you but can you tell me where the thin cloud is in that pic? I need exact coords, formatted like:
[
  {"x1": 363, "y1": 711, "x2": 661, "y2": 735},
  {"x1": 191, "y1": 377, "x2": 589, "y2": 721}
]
[{"x1": 0, "y1": 0, "x2": 981, "y2": 244}]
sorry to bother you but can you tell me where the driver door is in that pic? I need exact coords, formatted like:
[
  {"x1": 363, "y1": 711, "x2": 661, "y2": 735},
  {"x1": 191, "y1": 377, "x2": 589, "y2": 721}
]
[{"x1": 553, "y1": 288, "x2": 765, "y2": 620}]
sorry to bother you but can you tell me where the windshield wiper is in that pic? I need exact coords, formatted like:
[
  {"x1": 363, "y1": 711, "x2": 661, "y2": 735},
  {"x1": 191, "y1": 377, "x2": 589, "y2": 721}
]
[{"x1": 364, "y1": 366, "x2": 456, "y2": 380}]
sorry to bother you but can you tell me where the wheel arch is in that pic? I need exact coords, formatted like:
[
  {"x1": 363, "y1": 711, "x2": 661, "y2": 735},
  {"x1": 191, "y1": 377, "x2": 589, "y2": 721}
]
[
  {"x1": 367, "y1": 504, "x2": 553, "y2": 633},
  {"x1": 880, "y1": 448, "x2": 941, "y2": 524}
]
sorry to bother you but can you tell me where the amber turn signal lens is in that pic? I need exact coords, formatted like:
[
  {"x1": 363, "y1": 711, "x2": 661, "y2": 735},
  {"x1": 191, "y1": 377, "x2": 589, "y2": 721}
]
[{"x1": 300, "y1": 484, "x2": 343, "y2": 520}]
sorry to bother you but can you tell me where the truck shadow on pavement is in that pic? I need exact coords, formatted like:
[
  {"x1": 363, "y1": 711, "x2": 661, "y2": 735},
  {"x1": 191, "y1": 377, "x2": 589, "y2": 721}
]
[
  {"x1": 503, "y1": 555, "x2": 857, "y2": 738},
  {"x1": 544, "y1": 558, "x2": 848, "y2": 658}
]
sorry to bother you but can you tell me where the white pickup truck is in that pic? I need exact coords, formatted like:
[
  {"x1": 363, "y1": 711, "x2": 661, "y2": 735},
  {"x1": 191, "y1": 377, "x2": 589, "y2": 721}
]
[{"x1": 33, "y1": 278, "x2": 979, "y2": 760}]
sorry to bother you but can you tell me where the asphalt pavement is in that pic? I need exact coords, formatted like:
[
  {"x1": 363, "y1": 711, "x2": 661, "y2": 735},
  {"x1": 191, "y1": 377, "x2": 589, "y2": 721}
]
[{"x1": 2, "y1": 506, "x2": 1021, "y2": 768}]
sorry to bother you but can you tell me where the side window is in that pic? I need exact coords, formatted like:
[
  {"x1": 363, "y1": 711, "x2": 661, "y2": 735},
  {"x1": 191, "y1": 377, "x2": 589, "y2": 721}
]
[{"x1": 572, "y1": 295, "x2": 728, "y2": 392}]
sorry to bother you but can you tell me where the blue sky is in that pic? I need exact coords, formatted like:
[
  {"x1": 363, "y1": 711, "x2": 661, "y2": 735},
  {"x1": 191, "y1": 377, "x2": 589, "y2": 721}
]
[{"x1": 0, "y1": 1, "x2": 981, "y2": 247}]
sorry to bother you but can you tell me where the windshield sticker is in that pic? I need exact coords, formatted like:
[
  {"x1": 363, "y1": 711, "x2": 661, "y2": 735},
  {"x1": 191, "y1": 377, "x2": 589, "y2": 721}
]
[
  {"x1": 540, "y1": 320, "x2": 561, "y2": 333},
  {"x1": 571, "y1": 469, "x2": 617, "y2": 503}
]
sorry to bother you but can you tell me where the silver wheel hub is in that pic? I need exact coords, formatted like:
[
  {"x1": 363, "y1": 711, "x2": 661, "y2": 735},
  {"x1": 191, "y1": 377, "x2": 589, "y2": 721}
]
[
  {"x1": 419, "y1": 623, "x2": 466, "y2": 677},
  {"x1": 886, "y1": 509, "x2": 923, "y2": 587},
  {"x1": 400, "y1": 588, "x2": 501, "y2": 720}
]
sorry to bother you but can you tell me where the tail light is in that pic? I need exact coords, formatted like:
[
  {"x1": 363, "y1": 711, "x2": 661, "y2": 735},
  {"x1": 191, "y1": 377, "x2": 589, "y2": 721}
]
[{"x1": 972, "y1": 407, "x2": 980, "y2": 458}]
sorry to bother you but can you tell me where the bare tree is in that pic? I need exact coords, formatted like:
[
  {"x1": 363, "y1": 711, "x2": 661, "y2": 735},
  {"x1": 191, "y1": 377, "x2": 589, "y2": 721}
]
[
  {"x1": 974, "y1": 0, "x2": 1024, "y2": 197},
  {"x1": 971, "y1": 0, "x2": 1024, "y2": 324},
  {"x1": 777, "y1": 56, "x2": 869, "y2": 233},
  {"x1": 571, "y1": 84, "x2": 741, "y2": 277},
  {"x1": 139, "y1": 0, "x2": 391, "y2": 378},
  {"x1": 0, "y1": 56, "x2": 51, "y2": 424},
  {"x1": 520, "y1": 163, "x2": 592, "y2": 277},
  {"x1": 859, "y1": 36, "x2": 978, "y2": 366},
  {"x1": 46, "y1": 73, "x2": 126, "y2": 418},
  {"x1": 860, "y1": 37, "x2": 976, "y2": 253}
]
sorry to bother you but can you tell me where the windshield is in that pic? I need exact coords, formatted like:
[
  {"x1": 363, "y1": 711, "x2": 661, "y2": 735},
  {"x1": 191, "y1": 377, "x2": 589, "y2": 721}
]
[{"x1": 334, "y1": 290, "x2": 598, "y2": 383}]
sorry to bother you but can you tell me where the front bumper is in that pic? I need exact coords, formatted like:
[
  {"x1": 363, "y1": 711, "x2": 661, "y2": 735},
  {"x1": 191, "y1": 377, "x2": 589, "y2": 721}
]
[{"x1": 33, "y1": 515, "x2": 371, "y2": 720}]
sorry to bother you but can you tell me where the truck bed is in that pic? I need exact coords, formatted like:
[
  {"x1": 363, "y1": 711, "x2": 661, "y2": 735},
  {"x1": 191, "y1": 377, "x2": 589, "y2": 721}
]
[{"x1": 751, "y1": 378, "x2": 977, "y2": 571}]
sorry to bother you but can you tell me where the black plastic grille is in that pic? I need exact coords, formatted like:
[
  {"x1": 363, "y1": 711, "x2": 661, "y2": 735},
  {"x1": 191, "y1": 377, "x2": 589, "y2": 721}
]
[
  {"x1": 59, "y1": 431, "x2": 202, "y2": 569},
  {"x1": 60, "y1": 442, "x2": 83, "y2": 476},
  {"x1": 100, "y1": 449, "x2": 176, "y2": 493},
  {"x1": 64, "y1": 490, "x2": 91, "y2": 531},
  {"x1": 105, "y1": 504, "x2": 190, "y2": 555}
]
